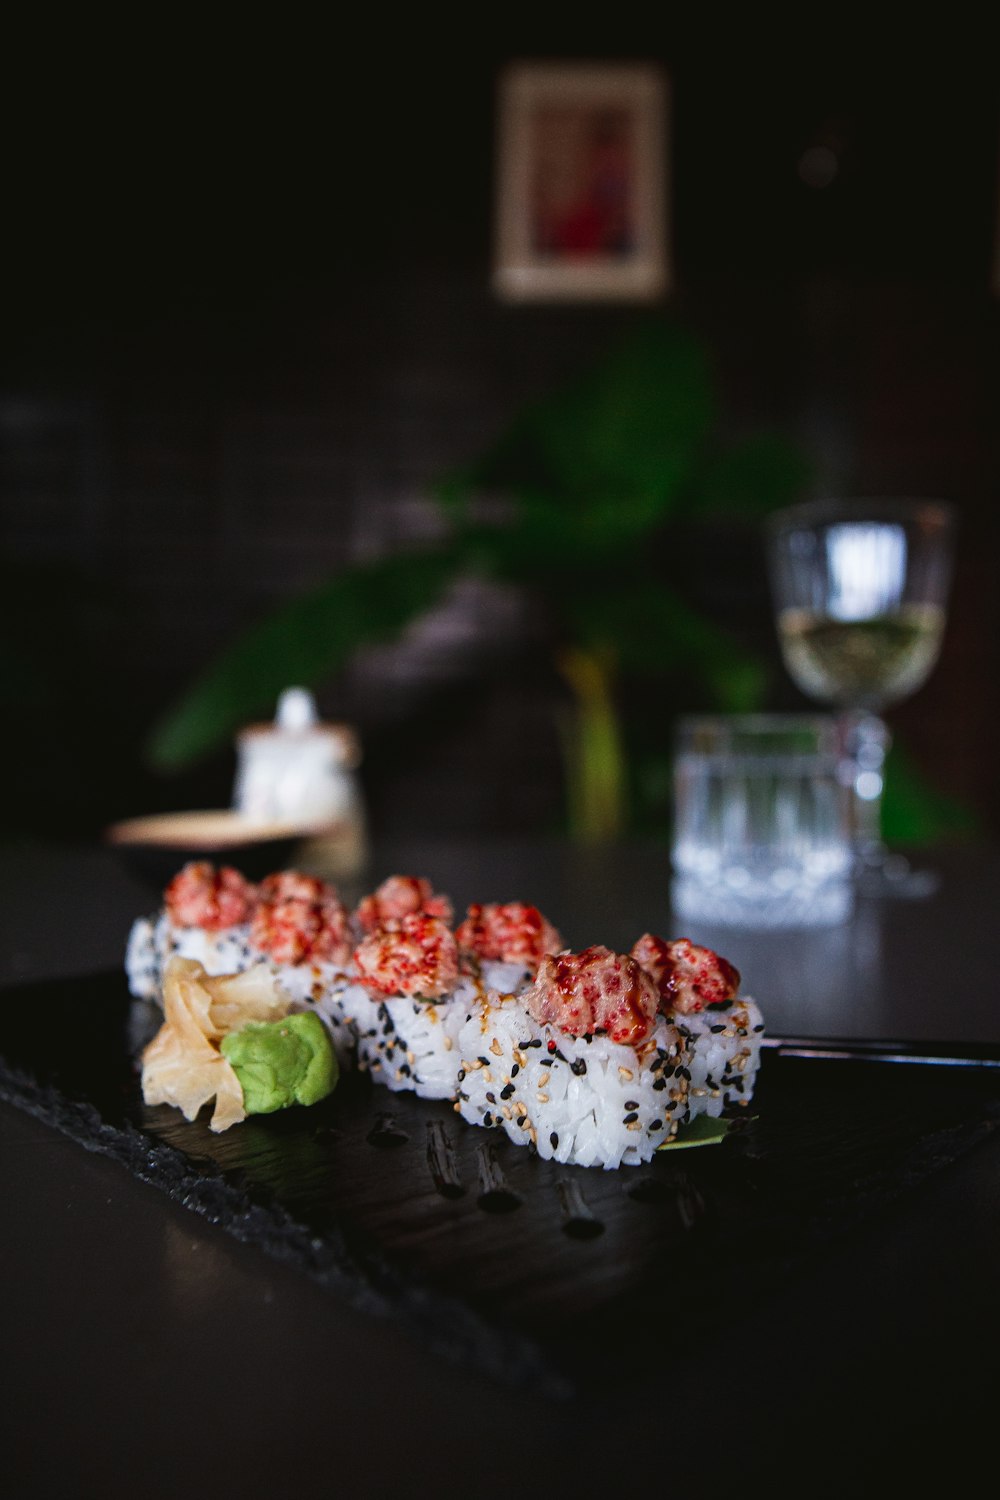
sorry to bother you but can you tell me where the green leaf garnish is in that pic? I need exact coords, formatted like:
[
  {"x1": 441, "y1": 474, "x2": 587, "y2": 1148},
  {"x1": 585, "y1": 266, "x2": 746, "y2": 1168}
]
[{"x1": 658, "y1": 1115, "x2": 735, "y2": 1151}]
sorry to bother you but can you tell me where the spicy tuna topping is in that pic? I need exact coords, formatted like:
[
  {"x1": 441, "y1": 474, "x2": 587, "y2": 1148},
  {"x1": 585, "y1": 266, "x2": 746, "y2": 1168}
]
[
  {"x1": 354, "y1": 875, "x2": 454, "y2": 934},
  {"x1": 525, "y1": 945, "x2": 659, "y2": 1047},
  {"x1": 630, "y1": 934, "x2": 740, "y2": 1015},
  {"x1": 455, "y1": 902, "x2": 563, "y2": 968},
  {"x1": 164, "y1": 861, "x2": 257, "y2": 931},
  {"x1": 353, "y1": 913, "x2": 460, "y2": 1000},
  {"x1": 250, "y1": 871, "x2": 352, "y2": 966}
]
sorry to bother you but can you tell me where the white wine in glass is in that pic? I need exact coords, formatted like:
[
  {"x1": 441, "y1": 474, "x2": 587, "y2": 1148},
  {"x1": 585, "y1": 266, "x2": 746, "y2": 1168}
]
[{"x1": 766, "y1": 499, "x2": 955, "y2": 895}]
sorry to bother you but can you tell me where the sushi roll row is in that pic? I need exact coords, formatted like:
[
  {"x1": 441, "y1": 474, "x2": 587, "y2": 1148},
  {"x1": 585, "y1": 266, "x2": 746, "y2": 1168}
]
[{"x1": 127, "y1": 862, "x2": 763, "y2": 1166}]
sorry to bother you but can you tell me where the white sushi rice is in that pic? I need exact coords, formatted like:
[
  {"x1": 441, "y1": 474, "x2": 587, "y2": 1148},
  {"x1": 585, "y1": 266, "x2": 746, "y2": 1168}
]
[
  {"x1": 330, "y1": 961, "x2": 532, "y2": 1100},
  {"x1": 126, "y1": 913, "x2": 255, "y2": 999},
  {"x1": 676, "y1": 997, "x2": 766, "y2": 1120},
  {"x1": 455, "y1": 993, "x2": 690, "y2": 1169}
]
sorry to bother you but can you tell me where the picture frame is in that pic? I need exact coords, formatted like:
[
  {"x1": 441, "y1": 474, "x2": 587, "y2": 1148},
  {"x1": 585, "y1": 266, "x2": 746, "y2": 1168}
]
[{"x1": 493, "y1": 62, "x2": 670, "y2": 304}]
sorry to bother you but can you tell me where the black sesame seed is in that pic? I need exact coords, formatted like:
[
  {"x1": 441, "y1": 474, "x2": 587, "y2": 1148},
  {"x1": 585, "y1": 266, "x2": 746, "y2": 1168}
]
[
  {"x1": 540, "y1": 1058, "x2": 553, "y2": 1068},
  {"x1": 623, "y1": 1112, "x2": 639, "y2": 1125},
  {"x1": 555, "y1": 1049, "x2": 567, "y2": 1062},
  {"x1": 500, "y1": 1084, "x2": 515, "y2": 1100},
  {"x1": 571, "y1": 1058, "x2": 588, "y2": 1076},
  {"x1": 650, "y1": 1119, "x2": 663, "y2": 1130},
  {"x1": 526, "y1": 1038, "x2": 543, "y2": 1049},
  {"x1": 624, "y1": 1100, "x2": 639, "y2": 1109},
  {"x1": 753, "y1": 1023, "x2": 765, "y2": 1032},
  {"x1": 584, "y1": 1033, "x2": 593, "y2": 1044},
  {"x1": 678, "y1": 1066, "x2": 691, "y2": 1081},
  {"x1": 550, "y1": 1132, "x2": 559, "y2": 1148},
  {"x1": 662, "y1": 1064, "x2": 676, "y2": 1078},
  {"x1": 710, "y1": 1024, "x2": 726, "y2": 1034},
  {"x1": 652, "y1": 1078, "x2": 667, "y2": 1091},
  {"x1": 486, "y1": 1092, "x2": 496, "y2": 1104},
  {"x1": 517, "y1": 1116, "x2": 528, "y2": 1129},
  {"x1": 478, "y1": 1055, "x2": 490, "y2": 1067},
  {"x1": 399, "y1": 1064, "x2": 411, "y2": 1077},
  {"x1": 483, "y1": 1112, "x2": 493, "y2": 1127},
  {"x1": 457, "y1": 1069, "x2": 466, "y2": 1082},
  {"x1": 511, "y1": 1064, "x2": 520, "y2": 1078}
]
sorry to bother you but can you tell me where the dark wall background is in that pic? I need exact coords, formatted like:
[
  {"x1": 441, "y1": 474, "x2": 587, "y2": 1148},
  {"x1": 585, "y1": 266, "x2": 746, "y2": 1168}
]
[{"x1": 3, "y1": 22, "x2": 999, "y2": 841}]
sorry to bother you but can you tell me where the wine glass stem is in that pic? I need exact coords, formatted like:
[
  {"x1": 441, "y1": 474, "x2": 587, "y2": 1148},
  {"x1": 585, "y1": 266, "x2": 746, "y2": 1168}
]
[{"x1": 841, "y1": 710, "x2": 891, "y2": 867}]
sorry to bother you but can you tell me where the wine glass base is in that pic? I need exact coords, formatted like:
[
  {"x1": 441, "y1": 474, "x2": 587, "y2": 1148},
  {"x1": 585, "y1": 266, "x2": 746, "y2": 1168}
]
[{"x1": 856, "y1": 851, "x2": 940, "y2": 900}]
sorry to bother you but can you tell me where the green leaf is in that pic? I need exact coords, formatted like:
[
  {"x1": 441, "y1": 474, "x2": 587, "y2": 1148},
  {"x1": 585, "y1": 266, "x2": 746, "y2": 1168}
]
[
  {"x1": 146, "y1": 546, "x2": 463, "y2": 770},
  {"x1": 560, "y1": 583, "x2": 769, "y2": 711},
  {"x1": 443, "y1": 320, "x2": 718, "y2": 536},
  {"x1": 657, "y1": 1114, "x2": 742, "y2": 1151}
]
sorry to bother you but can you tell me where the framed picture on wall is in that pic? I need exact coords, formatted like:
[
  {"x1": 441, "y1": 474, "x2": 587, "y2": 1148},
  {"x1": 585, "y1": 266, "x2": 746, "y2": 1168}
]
[{"x1": 493, "y1": 62, "x2": 670, "y2": 303}]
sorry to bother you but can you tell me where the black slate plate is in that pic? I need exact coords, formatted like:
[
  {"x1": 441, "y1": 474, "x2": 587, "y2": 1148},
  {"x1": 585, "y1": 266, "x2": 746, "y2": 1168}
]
[{"x1": 1, "y1": 970, "x2": 998, "y2": 1396}]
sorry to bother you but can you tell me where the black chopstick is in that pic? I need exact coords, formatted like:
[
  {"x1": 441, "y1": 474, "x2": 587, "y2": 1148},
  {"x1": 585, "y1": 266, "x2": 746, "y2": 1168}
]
[{"x1": 762, "y1": 1035, "x2": 1000, "y2": 1069}]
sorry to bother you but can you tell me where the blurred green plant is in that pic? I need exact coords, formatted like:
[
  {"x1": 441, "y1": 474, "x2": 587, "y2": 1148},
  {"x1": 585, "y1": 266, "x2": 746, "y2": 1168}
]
[
  {"x1": 146, "y1": 319, "x2": 808, "y2": 838},
  {"x1": 148, "y1": 317, "x2": 972, "y2": 845},
  {"x1": 149, "y1": 319, "x2": 812, "y2": 838},
  {"x1": 880, "y1": 743, "x2": 980, "y2": 845}
]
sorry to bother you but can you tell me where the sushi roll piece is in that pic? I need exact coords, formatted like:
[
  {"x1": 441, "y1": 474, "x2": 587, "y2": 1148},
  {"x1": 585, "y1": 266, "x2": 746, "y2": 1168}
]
[
  {"x1": 338, "y1": 895, "x2": 564, "y2": 1100},
  {"x1": 334, "y1": 874, "x2": 464, "y2": 1098},
  {"x1": 630, "y1": 935, "x2": 764, "y2": 1120},
  {"x1": 343, "y1": 911, "x2": 468, "y2": 1096},
  {"x1": 456, "y1": 945, "x2": 689, "y2": 1169},
  {"x1": 125, "y1": 862, "x2": 258, "y2": 999},
  {"x1": 246, "y1": 870, "x2": 358, "y2": 1062},
  {"x1": 455, "y1": 902, "x2": 563, "y2": 998},
  {"x1": 125, "y1": 862, "x2": 358, "y2": 1066}
]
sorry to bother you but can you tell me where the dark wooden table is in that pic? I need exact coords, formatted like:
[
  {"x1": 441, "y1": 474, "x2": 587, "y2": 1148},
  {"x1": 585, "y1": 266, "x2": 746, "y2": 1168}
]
[{"x1": 2, "y1": 838, "x2": 998, "y2": 1497}]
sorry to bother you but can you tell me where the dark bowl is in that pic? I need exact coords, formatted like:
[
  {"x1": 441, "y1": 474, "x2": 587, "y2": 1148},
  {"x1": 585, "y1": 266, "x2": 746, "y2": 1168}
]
[{"x1": 105, "y1": 810, "x2": 311, "y2": 895}]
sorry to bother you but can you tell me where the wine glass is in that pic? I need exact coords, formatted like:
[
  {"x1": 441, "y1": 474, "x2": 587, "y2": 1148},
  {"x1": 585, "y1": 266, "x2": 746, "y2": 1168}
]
[{"x1": 765, "y1": 498, "x2": 955, "y2": 896}]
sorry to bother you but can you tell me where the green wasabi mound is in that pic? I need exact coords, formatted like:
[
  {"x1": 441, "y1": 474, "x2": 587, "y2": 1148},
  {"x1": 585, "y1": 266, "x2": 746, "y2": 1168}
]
[{"x1": 220, "y1": 1011, "x2": 338, "y2": 1115}]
